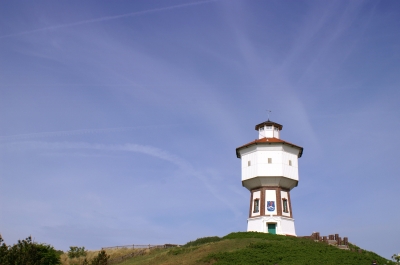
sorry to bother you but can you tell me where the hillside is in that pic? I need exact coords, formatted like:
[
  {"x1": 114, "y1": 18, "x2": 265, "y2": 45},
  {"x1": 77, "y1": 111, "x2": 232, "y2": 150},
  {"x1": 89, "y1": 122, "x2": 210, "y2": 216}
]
[{"x1": 111, "y1": 232, "x2": 392, "y2": 265}]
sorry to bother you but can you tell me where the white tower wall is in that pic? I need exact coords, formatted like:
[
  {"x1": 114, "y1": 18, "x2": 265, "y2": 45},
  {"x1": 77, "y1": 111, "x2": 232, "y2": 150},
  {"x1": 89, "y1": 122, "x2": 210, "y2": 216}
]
[
  {"x1": 241, "y1": 146, "x2": 300, "y2": 182},
  {"x1": 247, "y1": 216, "x2": 296, "y2": 236}
]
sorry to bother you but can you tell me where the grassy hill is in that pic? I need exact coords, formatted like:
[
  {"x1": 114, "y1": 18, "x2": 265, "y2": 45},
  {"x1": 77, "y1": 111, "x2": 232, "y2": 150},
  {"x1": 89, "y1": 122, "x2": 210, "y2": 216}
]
[{"x1": 113, "y1": 232, "x2": 392, "y2": 265}]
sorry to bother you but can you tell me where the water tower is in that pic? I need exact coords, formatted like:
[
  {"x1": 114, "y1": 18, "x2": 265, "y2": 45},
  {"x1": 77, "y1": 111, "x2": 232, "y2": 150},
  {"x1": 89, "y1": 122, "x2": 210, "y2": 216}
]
[{"x1": 236, "y1": 120, "x2": 303, "y2": 236}]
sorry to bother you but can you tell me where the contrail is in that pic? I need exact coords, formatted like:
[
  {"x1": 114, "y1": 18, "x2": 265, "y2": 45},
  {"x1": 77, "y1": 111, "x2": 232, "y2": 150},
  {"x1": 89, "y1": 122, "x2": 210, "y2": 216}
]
[
  {"x1": 0, "y1": 124, "x2": 186, "y2": 141},
  {"x1": 0, "y1": 0, "x2": 217, "y2": 39}
]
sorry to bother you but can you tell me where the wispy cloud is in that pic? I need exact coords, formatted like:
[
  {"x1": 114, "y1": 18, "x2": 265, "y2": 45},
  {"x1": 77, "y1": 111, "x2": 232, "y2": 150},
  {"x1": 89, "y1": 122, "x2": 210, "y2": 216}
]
[
  {"x1": 0, "y1": 0, "x2": 217, "y2": 39},
  {"x1": 2, "y1": 141, "x2": 241, "y2": 216},
  {"x1": 0, "y1": 124, "x2": 187, "y2": 142}
]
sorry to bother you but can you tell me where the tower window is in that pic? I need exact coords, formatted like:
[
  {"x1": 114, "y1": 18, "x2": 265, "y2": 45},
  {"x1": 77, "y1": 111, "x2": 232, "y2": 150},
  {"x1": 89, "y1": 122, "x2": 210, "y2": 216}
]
[
  {"x1": 253, "y1": 199, "x2": 259, "y2": 213},
  {"x1": 282, "y1": 199, "x2": 288, "y2": 213},
  {"x1": 248, "y1": 161, "x2": 251, "y2": 166},
  {"x1": 266, "y1": 126, "x2": 272, "y2": 129},
  {"x1": 289, "y1": 160, "x2": 292, "y2": 166},
  {"x1": 268, "y1": 158, "x2": 272, "y2": 164},
  {"x1": 259, "y1": 127, "x2": 264, "y2": 131},
  {"x1": 274, "y1": 127, "x2": 279, "y2": 131}
]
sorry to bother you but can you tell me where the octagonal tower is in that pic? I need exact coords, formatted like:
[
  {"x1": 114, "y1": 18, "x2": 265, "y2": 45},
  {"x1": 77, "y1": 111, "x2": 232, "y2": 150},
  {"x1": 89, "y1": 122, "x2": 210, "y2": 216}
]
[{"x1": 236, "y1": 120, "x2": 303, "y2": 236}]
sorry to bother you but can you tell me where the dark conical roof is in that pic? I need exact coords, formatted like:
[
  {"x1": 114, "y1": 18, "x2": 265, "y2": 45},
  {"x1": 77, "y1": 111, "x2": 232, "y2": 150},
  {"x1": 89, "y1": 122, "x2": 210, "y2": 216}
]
[{"x1": 255, "y1": 120, "x2": 283, "y2": 131}]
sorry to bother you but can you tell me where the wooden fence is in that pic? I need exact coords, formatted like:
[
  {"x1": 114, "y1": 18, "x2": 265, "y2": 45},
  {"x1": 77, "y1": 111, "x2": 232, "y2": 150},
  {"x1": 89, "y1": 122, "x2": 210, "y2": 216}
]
[
  {"x1": 102, "y1": 244, "x2": 165, "y2": 250},
  {"x1": 103, "y1": 244, "x2": 180, "y2": 264}
]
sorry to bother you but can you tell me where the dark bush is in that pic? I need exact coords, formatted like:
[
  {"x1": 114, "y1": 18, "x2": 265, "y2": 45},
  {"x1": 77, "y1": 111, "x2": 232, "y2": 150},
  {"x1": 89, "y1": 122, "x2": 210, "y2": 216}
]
[
  {"x1": 0, "y1": 235, "x2": 61, "y2": 265},
  {"x1": 90, "y1": 250, "x2": 109, "y2": 265},
  {"x1": 68, "y1": 246, "x2": 87, "y2": 259},
  {"x1": 223, "y1": 231, "x2": 296, "y2": 241}
]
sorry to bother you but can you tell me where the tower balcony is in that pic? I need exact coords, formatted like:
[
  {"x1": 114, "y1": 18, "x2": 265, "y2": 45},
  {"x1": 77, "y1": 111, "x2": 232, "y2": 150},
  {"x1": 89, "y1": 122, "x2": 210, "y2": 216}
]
[{"x1": 242, "y1": 176, "x2": 298, "y2": 190}]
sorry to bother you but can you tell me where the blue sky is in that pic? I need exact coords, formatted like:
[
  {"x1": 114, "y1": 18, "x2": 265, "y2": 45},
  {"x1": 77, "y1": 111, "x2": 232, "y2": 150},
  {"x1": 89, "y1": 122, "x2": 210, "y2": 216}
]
[{"x1": 0, "y1": 0, "x2": 399, "y2": 259}]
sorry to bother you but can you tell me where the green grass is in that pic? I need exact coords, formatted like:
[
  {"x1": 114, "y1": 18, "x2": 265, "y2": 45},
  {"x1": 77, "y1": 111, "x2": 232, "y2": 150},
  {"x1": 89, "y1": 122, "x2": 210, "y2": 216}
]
[
  {"x1": 116, "y1": 232, "x2": 393, "y2": 265},
  {"x1": 184, "y1": 236, "x2": 222, "y2": 247}
]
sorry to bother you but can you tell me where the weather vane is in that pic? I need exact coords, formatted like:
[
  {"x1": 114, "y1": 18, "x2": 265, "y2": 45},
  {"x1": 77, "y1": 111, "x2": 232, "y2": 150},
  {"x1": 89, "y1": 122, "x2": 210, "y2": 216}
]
[{"x1": 267, "y1": 110, "x2": 271, "y2": 121}]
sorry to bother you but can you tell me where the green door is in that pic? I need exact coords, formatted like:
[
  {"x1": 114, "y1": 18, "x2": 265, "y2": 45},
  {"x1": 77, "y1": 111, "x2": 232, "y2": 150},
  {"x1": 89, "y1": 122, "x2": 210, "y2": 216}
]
[{"x1": 268, "y1": 223, "x2": 276, "y2": 234}]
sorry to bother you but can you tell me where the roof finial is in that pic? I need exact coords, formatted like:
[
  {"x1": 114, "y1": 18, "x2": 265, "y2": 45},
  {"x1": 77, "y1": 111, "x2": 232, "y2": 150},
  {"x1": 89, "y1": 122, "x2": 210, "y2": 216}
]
[{"x1": 267, "y1": 110, "x2": 271, "y2": 121}]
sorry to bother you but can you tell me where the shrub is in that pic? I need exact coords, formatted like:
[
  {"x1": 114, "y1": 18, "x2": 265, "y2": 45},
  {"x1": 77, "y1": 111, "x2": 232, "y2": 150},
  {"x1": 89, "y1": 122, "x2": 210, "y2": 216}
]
[
  {"x1": 0, "y1": 235, "x2": 61, "y2": 265},
  {"x1": 223, "y1": 231, "x2": 296, "y2": 241},
  {"x1": 68, "y1": 246, "x2": 87, "y2": 259},
  {"x1": 90, "y1": 250, "x2": 109, "y2": 265}
]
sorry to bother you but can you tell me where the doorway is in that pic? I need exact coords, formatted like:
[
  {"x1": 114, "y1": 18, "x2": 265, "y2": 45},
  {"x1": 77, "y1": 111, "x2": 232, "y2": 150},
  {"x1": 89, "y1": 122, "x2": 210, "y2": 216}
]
[{"x1": 267, "y1": 223, "x2": 276, "y2": 234}]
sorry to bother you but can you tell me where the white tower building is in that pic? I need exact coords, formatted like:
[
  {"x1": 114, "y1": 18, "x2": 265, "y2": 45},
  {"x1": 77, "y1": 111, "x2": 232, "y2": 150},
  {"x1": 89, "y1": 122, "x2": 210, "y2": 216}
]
[{"x1": 236, "y1": 120, "x2": 303, "y2": 236}]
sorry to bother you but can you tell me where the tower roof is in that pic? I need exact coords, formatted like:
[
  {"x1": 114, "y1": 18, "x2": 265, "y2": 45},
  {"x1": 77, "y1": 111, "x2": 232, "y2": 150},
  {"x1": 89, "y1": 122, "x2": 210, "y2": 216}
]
[
  {"x1": 236, "y1": 137, "x2": 303, "y2": 158},
  {"x1": 255, "y1": 120, "x2": 283, "y2": 131}
]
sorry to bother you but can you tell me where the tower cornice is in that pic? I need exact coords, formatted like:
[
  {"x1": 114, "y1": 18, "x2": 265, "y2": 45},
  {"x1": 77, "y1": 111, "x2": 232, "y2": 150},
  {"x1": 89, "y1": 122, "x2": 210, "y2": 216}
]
[
  {"x1": 242, "y1": 176, "x2": 298, "y2": 190},
  {"x1": 236, "y1": 137, "x2": 303, "y2": 158}
]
